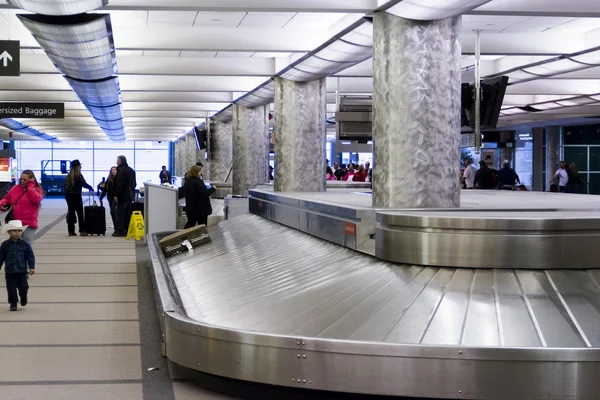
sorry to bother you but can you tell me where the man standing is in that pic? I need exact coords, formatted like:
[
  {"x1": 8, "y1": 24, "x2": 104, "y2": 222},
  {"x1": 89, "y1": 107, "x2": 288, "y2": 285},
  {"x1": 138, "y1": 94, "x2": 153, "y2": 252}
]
[
  {"x1": 113, "y1": 155, "x2": 137, "y2": 237},
  {"x1": 553, "y1": 161, "x2": 569, "y2": 193},
  {"x1": 159, "y1": 166, "x2": 172, "y2": 185},
  {"x1": 462, "y1": 159, "x2": 476, "y2": 189},
  {"x1": 474, "y1": 160, "x2": 495, "y2": 189},
  {"x1": 498, "y1": 160, "x2": 520, "y2": 190}
]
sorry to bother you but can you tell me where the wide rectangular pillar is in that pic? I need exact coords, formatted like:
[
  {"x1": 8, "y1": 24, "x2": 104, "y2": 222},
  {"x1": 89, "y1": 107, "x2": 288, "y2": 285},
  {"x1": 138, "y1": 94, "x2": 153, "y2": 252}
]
[
  {"x1": 207, "y1": 120, "x2": 233, "y2": 182},
  {"x1": 232, "y1": 104, "x2": 270, "y2": 196},
  {"x1": 372, "y1": 11, "x2": 462, "y2": 209},
  {"x1": 274, "y1": 77, "x2": 327, "y2": 193}
]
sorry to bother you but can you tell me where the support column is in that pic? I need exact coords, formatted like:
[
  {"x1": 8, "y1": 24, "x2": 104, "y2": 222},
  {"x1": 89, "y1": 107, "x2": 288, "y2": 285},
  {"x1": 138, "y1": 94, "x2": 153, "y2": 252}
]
[
  {"x1": 546, "y1": 127, "x2": 563, "y2": 191},
  {"x1": 274, "y1": 77, "x2": 327, "y2": 192},
  {"x1": 232, "y1": 104, "x2": 270, "y2": 196},
  {"x1": 372, "y1": 12, "x2": 462, "y2": 208},
  {"x1": 207, "y1": 121, "x2": 233, "y2": 182}
]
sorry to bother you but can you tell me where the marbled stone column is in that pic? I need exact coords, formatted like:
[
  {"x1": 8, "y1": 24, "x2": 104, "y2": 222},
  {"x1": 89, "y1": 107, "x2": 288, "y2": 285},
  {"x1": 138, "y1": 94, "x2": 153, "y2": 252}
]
[
  {"x1": 372, "y1": 12, "x2": 462, "y2": 209},
  {"x1": 207, "y1": 121, "x2": 233, "y2": 182},
  {"x1": 274, "y1": 77, "x2": 327, "y2": 192},
  {"x1": 546, "y1": 127, "x2": 563, "y2": 191},
  {"x1": 232, "y1": 104, "x2": 270, "y2": 196}
]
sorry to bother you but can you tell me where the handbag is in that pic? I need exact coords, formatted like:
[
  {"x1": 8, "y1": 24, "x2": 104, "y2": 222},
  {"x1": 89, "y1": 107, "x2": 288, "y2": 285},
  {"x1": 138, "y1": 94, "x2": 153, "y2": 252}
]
[{"x1": 5, "y1": 190, "x2": 27, "y2": 224}]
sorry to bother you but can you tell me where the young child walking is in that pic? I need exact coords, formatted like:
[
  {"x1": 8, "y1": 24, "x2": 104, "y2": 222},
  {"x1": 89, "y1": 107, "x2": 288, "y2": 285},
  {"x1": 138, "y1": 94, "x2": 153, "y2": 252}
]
[{"x1": 0, "y1": 220, "x2": 35, "y2": 311}]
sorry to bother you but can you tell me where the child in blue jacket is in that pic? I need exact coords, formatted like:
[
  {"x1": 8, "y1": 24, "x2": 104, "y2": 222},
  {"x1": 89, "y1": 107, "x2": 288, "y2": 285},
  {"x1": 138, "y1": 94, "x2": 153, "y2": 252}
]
[{"x1": 0, "y1": 220, "x2": 35, "y2": 311}]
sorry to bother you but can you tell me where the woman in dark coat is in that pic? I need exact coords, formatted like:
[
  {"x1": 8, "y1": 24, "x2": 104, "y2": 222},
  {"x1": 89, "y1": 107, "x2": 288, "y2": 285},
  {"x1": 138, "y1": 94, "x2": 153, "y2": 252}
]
[
  {"x1": 183, "y1": 164, "x2": 215, "y2": 228},
  {"x1": 64, "y1": 159, "x2": 94, "y2": 237}
]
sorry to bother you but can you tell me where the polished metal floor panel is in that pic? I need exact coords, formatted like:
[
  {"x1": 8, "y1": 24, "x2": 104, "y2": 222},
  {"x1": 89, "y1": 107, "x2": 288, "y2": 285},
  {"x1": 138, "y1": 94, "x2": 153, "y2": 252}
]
[{"x1": 167, "y1": 214, "x2": 600, "y2": 349}]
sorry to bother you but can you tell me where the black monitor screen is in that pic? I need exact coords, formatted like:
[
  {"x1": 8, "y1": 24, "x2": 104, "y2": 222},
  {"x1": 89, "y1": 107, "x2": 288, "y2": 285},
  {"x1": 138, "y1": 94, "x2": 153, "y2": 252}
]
[
  {"x1": 461, "y1": 76, "x2": 509, "y2": 129},
  {"x1": 194, "y1": 127, "x2": 207, "y2": 150}
]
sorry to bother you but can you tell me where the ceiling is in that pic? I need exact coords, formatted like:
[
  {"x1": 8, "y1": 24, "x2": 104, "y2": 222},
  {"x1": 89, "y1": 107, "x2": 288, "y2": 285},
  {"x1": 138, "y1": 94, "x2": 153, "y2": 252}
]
[{"x1": 0, "y1": 0, "x2": 599, "y2": 141}]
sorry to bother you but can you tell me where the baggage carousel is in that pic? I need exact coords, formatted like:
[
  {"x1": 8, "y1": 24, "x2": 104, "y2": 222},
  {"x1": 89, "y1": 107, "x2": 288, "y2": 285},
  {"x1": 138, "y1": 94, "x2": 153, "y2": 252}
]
[{"x1": 148, "y1": 190, "x2": 600, "y2": 399}]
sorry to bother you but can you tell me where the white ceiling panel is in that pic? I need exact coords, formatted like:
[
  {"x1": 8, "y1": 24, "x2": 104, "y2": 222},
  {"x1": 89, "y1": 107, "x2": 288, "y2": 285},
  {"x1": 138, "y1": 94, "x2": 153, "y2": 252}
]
[
  {"x1": 143, "y1": 51, "x2": 180, "y2": 57},
  {"x1": 193, "y1": 11, "x2": 246, "y2": 27},
  {"x1": 102, "y1": 10, "x2": 148, "y2": 27},
  {"x1": 180, "y1": 51, "x2": 218, "y2": 58},
  {"x1": 215, "y1": 52, "x2": 254, "y2": 58},
  {"x1": 239, "y1": 12, "x2": 295, "y2": 28},
  {"x1": 283, "y1": 13, "x2": 347, "y2": 29},
  {"x1": 147, "y1": 11, "x2": 198, "y2": 26}
]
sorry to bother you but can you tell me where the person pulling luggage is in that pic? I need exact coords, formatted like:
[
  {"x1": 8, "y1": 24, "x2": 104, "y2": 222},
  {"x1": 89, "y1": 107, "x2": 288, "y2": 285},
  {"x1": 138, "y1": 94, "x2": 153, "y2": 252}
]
[{"x1": 65, "y1": 159, "x2": 94, "y2": 237}]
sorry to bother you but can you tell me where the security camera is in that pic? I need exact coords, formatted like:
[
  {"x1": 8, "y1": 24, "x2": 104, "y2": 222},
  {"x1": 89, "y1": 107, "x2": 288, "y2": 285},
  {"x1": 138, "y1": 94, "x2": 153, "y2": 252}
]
[{"x1": 158, "y1": 141, "x2": 162, "y2": 143}]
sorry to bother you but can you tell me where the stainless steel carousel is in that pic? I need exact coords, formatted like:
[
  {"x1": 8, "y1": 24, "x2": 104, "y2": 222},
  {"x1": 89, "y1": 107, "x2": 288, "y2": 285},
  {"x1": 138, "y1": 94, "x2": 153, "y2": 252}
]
[{"x1": 148, "y1": 188, "x2": 600, "y2": 399}]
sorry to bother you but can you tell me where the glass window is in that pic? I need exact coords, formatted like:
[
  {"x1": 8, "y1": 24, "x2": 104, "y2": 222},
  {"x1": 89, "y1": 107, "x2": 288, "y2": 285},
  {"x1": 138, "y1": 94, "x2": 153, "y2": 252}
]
[
  {"x1": 16, "y1": 149, "x2": 52, "y2": 171},
  {"x1": 53, "y1": 150, "x2": 94, "y2": 170},
  {"x1": 94, "y1": 150, "x2": 134, "y2": 171},
  {"x1": 136, "y1": 141, "x2": 169, "y2": 150},
  {"x1": 564, "y1": 146, "x2": 588, "y2": 171},
  {"x1": 94, "y1": 141, "x2": 135, "y2": 149},
  {"x1": 53, "y1": 141, "x2": 94, "y2": 149},
  {"x1": 135, "y1": 149, "x2": 169, "y2": 171},
  {"x1": 136, "y1": 171, "x2": 160, "y2": 187},
  {"x1": 17, "y1": 141, "x2": 52, "y2": 149},
  {"x1": 588, "y1": 173, "x2": 600, "y2": 195}
]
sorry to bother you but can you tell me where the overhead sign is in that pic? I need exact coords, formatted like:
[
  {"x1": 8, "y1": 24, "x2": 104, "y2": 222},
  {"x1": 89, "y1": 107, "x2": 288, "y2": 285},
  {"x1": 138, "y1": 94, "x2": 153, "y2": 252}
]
[
  {"x1": 0, "y1": 103, "x2": 65, "y2": 119},
  {"x1": 0, "y1": 41, "x2": 20, "y2": 77}
]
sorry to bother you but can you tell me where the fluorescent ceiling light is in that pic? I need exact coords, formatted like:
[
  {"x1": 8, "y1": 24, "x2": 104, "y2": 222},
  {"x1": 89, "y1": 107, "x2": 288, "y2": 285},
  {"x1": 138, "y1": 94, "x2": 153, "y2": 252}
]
[
  {"x1": 504, "y1": 70, "x2": 538, "y2": 84},
  {"x1": 522, "y1": 59, "x2": 581, "y2": 76},
  {"x1": 531, "y1": 102, "x2": 563, "y2": 111},
  {"x1": 556, "y1": 97, "x2": 598, "y2": 107},
  {"x1": 385, "y1": 0, "x2": 492, "y2": 21},
  {"x1": 570, "y1": 49, "x2": 600, "y2": 66},
  {"x1": 500, "y1": 108, "x2": 527, "y2": 115},
  {"x1": 7, "y1": 0, "x2": 107, "y2": 16}
]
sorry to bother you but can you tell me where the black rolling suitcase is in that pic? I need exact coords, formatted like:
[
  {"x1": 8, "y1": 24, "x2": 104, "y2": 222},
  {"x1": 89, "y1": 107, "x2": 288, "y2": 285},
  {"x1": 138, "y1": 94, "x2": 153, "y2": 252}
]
[{"x1": 85, "y1": 196, "x2": 106, "y2": 236}]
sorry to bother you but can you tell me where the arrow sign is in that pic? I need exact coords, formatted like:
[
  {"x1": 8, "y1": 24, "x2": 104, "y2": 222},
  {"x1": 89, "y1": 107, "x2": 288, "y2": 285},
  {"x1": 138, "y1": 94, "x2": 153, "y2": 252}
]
[
  {"x1": 0, "y1": 41, "x2": 20, "y2": 77},
  {"x1": 0, "y1": 51, "x2": 13, "y2": 68}
]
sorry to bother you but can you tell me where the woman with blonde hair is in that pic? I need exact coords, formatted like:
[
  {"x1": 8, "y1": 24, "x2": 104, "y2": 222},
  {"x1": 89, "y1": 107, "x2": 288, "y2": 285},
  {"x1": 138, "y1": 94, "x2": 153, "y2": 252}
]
[
  {"x1": 183, "y1": 164, "x2": 215, "y2": 228},
  {"x1": 64, "y1": 159, "x2": 94, "y2": 237}
]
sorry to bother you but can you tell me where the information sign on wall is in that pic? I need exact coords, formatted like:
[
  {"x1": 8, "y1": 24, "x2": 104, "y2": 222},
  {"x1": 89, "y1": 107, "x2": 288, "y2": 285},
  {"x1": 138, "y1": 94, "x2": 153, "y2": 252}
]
[{"x1": 0, "y1": 103, "x2": 65, "y2": 119}]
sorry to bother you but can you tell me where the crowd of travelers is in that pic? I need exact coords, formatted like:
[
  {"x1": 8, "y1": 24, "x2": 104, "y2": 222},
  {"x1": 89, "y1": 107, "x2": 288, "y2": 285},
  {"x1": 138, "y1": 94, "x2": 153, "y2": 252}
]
[{"x1": 330, "y1": 162, "x2": 372, "y2": 183}]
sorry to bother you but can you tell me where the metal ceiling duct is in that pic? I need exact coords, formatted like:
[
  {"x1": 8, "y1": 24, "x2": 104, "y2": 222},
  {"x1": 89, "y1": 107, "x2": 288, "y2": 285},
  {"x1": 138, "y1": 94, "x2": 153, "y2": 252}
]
[
  {"x1": 0, "y1": 119, "x2": 60, "y2": 142},
  {"x1": 17, "y1": 13, "x2": 125, "y2": 141},
  {"x1": 279, "y1": 18, "x2": 373, "y2": 82},
  {"x1": 7, "y1": 0, "x2": 107, "y2": 16},
  {"x1": 212, "y1": 105, "x2": 234, "y2": 123},
  {"x1": 488, "y1": 46, "x2": 600, "y2": 85},
  {"x1": 381, "y1": 0, "x2": 492, "y2": 20},
  {"x1": 212, "y1": 18, "x2": 373, "y2": 122},
  {"x1": 236, "y1": 80, "x2": 275, "y2": 108},
  {"x1": 501, "y1": 93, "x2": 600, "y2": 116}
]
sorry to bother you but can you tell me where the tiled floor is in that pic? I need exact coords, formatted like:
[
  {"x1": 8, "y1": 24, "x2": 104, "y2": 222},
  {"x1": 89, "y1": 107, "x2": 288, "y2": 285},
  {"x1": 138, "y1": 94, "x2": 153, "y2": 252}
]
[
  {"x1": 0, "y1": 198, "x2": 246, "y2": 400},
  {"x1": 0, "y1": 199, "x2": 143, "y2": 399}
]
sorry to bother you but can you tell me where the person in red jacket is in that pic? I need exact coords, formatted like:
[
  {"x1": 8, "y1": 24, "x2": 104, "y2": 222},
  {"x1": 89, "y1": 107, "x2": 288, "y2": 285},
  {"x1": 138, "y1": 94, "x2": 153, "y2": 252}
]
[
  {"x1": 353, "y1": 166, "x2": 368, "y2": 182},
  {"x1": 0, "y1": 170, "x2": 43, "y2": 245}
]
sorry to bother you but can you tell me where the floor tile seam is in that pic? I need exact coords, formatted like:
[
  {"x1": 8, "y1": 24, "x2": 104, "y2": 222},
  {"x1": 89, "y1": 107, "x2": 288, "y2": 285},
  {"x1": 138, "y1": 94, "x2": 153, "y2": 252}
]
[
  {"x1": 29, "y1": 301, "x2": 139, "y2": 304},
  {"x1": 0, "y1": 319, "x2": 140, "y2": 323},
  {"x1": 27, "y1": 273, "x2": 138, "y2": 275},
  {"x1": 0, "y1": 343, "x2": 141, "y2": 348},
  {"x1": 33, "y1": 212, "x2": 68, "y2": 241},
  {"x1": 0, "y1": 380, "x2": 143, "y2": 386},
  {"x1": 2, "y1": 285, "x2": 139, "y2": 288}
]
